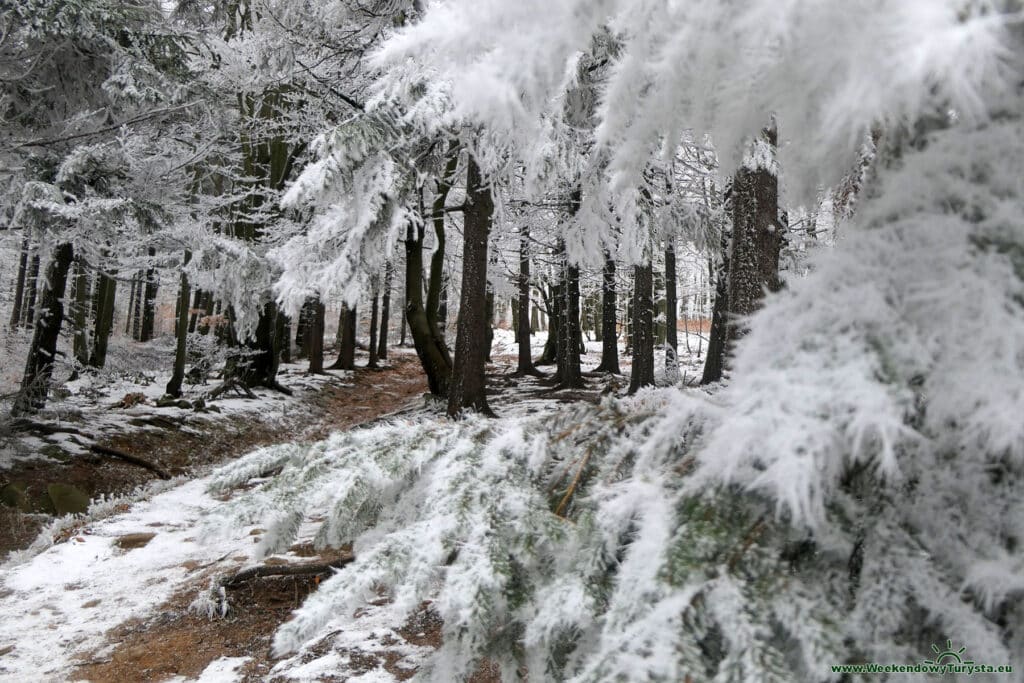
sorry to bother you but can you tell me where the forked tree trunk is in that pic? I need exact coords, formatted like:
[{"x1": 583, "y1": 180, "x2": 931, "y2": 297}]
[
  {"x1": 166, "y1": 251, "x2": 192, "y2": 398},
  {"x1": 627, "y1": 262, "x2": 655, "y2": 394},
  {"x1": 12, "y1": 243, "x2": 74, "y2": 416},
  {"x1": 595, "y1": 253, "x2": 620, "y2": 374},
  {"x1": 447, "y1": 154, "x2": 493, "y2": 417}
]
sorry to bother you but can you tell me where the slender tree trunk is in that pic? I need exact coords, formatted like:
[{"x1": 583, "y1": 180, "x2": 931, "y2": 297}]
[
  {"x1": 538, "y1": 283, "x2": 561, "y2": 366},
  {"x1": 555, "y1": 252, "x2": 583, "y2": 389},
  {"x1": 129, "y1": 272, "x2": 142, "y2": 340},
  {"x1": 627, "y1": 262, "x2": 655, "y2": 394},
  {"x1": 595, "y1": 253, "x2": 620, "y2": 373},
  {"x1": 701, "y1": 251, "x2": 730, "y2": 385},
  {"x1": 447, "y1": 154, "x2": 494, "y2": 417},
  {"x1": 71, "y1": 258, "x2": 90, "y2": 367},
  {"x1": 140, "y1": 247, "x2": 158, "y2": 342},
  {"x1": 428, "y1": 144, "x2": 459, "y2": 338},
  {"x1": 514, "y1": 223, "x2": 541, "y2": 376},
  {"x1": 399, "y1": 294, "x2": 407, "y2": 346},
  {"x1": 9, "y1": 237, "x2": 29, "y2": 330},
  {"x1": 665, "y1": 241, "x2": 678, "y2": 370},
  {"x1": 367, "y1": 286, "x2": 380, "y2": 369},
  {"x1": 23, "y1": 253, "x2": 40, "y2": 328},
  {"x1": 188, "y1": 288, "x2": 203, "y2": 333},
  {"x1": 296, "y1": 298, "x2": 311, "y2": 359},
  {"x1": 89, "y1": 270, "x2": 117, "y2": 368},
  {"x1": 12, "y1": 243, "x2": 74, "y2": 416},
  {"x1": 378, "y1": 262, "x2": 392, "y2": 360},
  {"x1": 405, "y1": 216, "x2": 452, "y2": 395},
  {"x1": 330, "y1": 304, "x2": 357, "y2": 371},
  {"x1": 307, "y1": 298, "x2": 325, "y2": 374},
  {"x1": 229, "y1": 301, "x2": 290, "y2": 393},
  {"x1": 166, "y1": 251, "x2": 192, "y2": 398}
]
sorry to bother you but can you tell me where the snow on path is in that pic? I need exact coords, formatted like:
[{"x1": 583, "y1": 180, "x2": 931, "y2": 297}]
[{"x1": 0, "y1": 476, "x2": 259, "y2": 683}]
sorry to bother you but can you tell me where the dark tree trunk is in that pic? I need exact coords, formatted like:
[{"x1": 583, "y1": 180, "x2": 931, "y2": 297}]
[
  {"x1": 555, "y1": 253, "x2": 583, "y2": 389},
  {"x1": 428, "y1": 144, "x2": 459, "y2": 339},
  {"x1": 8, "y1": 237, "x2": 29, "y2": 330},
  {"x1": 514, "y1": 223, "x2": 541, "y2": 377},
  {"x1": 399, "y1": 294, "x2": 407, "y2": 346},
  {"x1": 726, "y1": 124, "x2": 783, "y2": 336},
  {"x1": 665, "y1": 241, "x2": 678, "y2": 370},
  {"x1": 140, "y1": 247, "x2": 158, "y2": 342},
  {"x1": 447, "y1": 154, "x2": 493, "y2": 417},
  {"x1": 484, "y1": 288, "x2": 495, "y2": 364},
  {"x1": 229, "y1": 301, "x2": 290, "y2": 393},
  {"x1": 367, "y1": 287, "x2": 380, "y2": 369},
  {"x1": 627, "y1": 262, "x2": 655, "y2": 394},
  {"x1": 330, "y1": 304, "x2": 357, "y2": 371},
  {"x1": 12, "y1": 243, "x2": 74, "y2": 416},
  {"x1": 188, "y1": 288, "x2": 204, "y2": 333},
  {"x1": 71, "y1": 258, "x2": 90, "y2": 367},
  {"x1": 89, "y1": 270, "x2": 117, "y2": 368},
  {"x1": 23, "y1": 253, "x2": 40, "y2": 328},
  {"x1": 296, "y1": 298, "x2": 312, "y2": 359},
  {"x1": 129, "y1": 272, "x2": 142, "y2": 339},
  {"x1": 595, "y1": 253, "x2": 620, "y2": 374},
  {"x1": 377, "y1": 263, "x2": 392, "y2": 360},
  {"x1": 538, "y1": 283, "x2": 561, "y2": 366},
  {"x1": 275, "y1": 311, "x2": 291, "y2": 365},
  {"x1": 701, "y1": 251, "x2": 730, "y2": 385},
  {"x1": 166, "y1": 251, "x2": 192, "y2": 398},
  {"x1": 307, "y1": 298, "x2": 325, "y2": 374}
]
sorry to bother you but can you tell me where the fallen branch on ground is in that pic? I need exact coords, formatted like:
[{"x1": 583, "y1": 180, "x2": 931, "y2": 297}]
[{"x1": 220, "y1": 554, "x2": 355, "y2": 588}]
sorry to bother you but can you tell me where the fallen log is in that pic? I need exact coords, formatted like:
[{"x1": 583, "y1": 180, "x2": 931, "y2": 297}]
[
  {"x1": 220, "y1": 554, "x2": 354, "y2": 588},
  {"x1": 89, "y1": 444, "x2": 172, "y2": 480}
]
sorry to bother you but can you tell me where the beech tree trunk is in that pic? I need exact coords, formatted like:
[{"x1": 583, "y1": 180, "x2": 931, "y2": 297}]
[
  {"x1": 166, "y1": 251, "x2": 192, "y2": 398},
  {"x1": 12, "y1": 243, "x2": 74, "y2": 416},
  {"x1": 8, "y1": 238, "x2": 29, "y2": 330},
  {"x1": 447, "y1": 154, "x2": 493, "y2": 417},
  {"x1": 627, "y1": 262, "x2": 655, "y2": 394},
  {"x1": 595, "y1": 253, "x2": 620, "y2": 374},
  {"x1": 405, "y1": 220, "x2": 451, "y2": 395}
]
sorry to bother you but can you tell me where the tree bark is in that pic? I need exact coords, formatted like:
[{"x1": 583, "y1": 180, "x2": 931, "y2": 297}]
[
  {"x1": 12, "y1": 243, "x2": 74, "y2": 415},
  {"x1": 23, "y1": 253, "x2": 40, "y2": 328},
  {"x1": 595, "y1": 253, "x2": 620, "y2": 374},
  {"x1": 89, "y1": 269, "x2": 117, "y2": 368},
  {"x1": 166, "y1": 251, "x2": 191, "y2": 398},
  {"x1": 514, "y1": 223, "x2": 541, "y2": 377},
  {"x1": 555, "y1": 250, "x2": 583, "y2": 389},
  {"x1": 329, "y1": 304, "x2": 357, "y2": 371},
  {"x1": 367, "y1": 286, "x2": 380, "y2": 369},
  {"x1": 447, "y1": 154, "x2": 493, "y2": 417},
  {"x1": 726, "y1": 124, "x2": 783, "y2": 337},
  {"x1": 187, "y1": 288, "x2": 203, "y2": 333},
  {"x1": 307, "y1": 298, "x2": 325, "y2": 374},
  {"x1": 701, "y1": 251, "x2": 730, "y2": 385},
  {"x1": 538, "y1": 283, "x2": 561, "y2": 366},
  {"x1": 128, "y1": 272, "x2": 142, "y2": 339},
  {"x1": 71, "y1": 258, "x2": 91, "y2": 367},
  {"x1": 627, "y1": 262, "x2": 655, "y2": 394},
  {"x1": 140, "y1": 247, "x2": 158, "y2": 342},
  {"x1": 8, "y1": 237, "x2": 29, "y2": 330},
  {"x1": 377, "y1": 262, "x2": 392, "y2": 360},
  {"x1": 665, "y1": 241, "x2": 678, "y2": 370}
]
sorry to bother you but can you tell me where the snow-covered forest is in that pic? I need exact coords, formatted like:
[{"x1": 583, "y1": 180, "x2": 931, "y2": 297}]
[{"x1": 1, "y1": 1, "x2": 1023, "y2": 681}]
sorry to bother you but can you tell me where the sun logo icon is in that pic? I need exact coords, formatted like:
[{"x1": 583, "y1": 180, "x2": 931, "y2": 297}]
[{"x1": 923, "y1": 640, "x2": 974, "y2": 666}]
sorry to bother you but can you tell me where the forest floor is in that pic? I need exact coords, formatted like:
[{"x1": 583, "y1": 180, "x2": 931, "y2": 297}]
[{"x1": 0, "y1": 328, "x2": 710, "y2": 683}]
